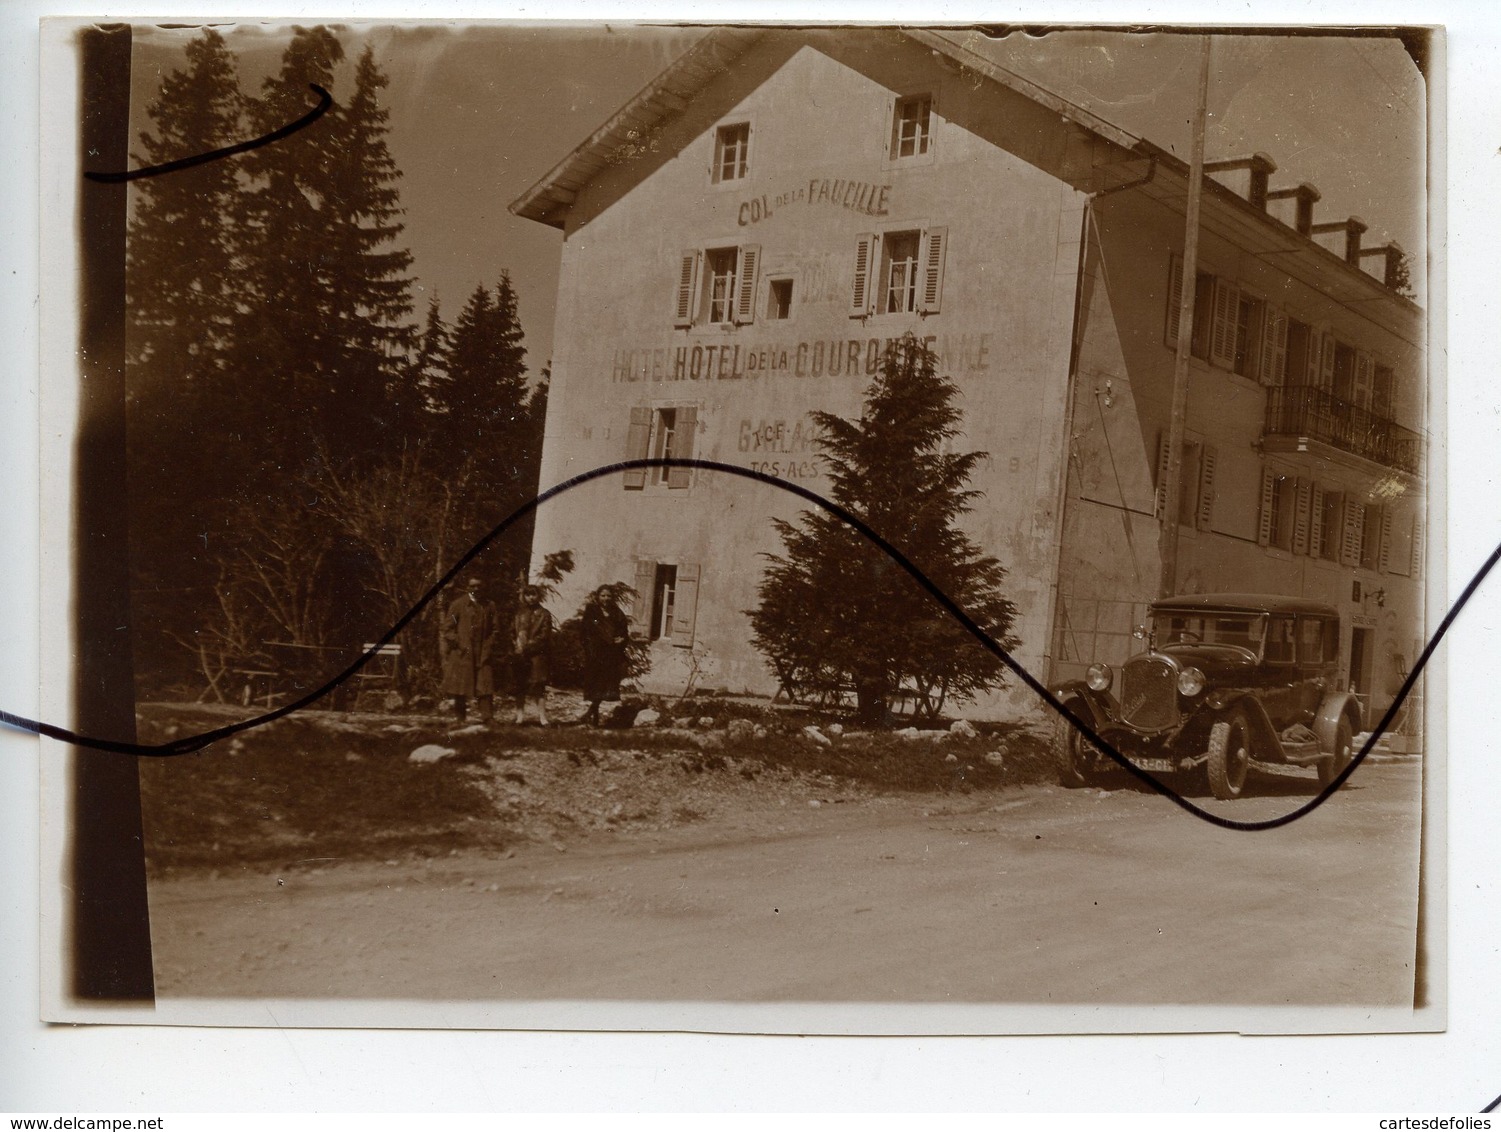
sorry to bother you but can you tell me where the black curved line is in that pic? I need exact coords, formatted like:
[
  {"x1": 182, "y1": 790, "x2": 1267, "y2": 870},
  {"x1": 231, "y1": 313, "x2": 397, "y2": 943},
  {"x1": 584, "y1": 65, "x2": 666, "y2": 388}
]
[
  {"x1": 1482, "y1": 1092, "x2": 1501, "y2": 1113},
  {"x1": 83, "y1": 84, "x2": 333, "y2": 184},
  {"x1": 2, "y1": 458, "x2": 1464, "y2": 833}
]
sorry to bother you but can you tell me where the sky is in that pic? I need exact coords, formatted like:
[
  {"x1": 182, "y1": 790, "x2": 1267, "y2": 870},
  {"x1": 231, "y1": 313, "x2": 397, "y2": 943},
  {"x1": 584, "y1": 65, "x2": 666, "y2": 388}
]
[{"x1": 128, "y1": 23, "x2": 1427, "y2": 381}]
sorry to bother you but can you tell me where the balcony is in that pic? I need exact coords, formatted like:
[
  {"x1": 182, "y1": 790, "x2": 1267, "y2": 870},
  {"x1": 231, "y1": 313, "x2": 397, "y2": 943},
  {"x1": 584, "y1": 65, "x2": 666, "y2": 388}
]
[{"x1": 1263, "y1": 385, "x2": 1422, "y2": 476}]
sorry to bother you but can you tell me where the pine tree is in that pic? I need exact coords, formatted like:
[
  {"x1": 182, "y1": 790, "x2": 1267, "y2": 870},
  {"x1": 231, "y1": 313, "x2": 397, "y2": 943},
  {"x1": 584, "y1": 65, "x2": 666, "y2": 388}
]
[
  {"x1": 750, "y1": 335, "x2": 1019, "y2": 724},
  {"x1": 123, "y1": 28, "x2": 247, "y2": 693}
]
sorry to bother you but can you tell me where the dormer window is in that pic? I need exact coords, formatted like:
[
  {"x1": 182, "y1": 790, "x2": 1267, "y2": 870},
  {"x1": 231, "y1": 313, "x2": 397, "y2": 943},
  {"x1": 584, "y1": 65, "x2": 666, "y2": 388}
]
[
  {"x1": 713, "y1": 122, "x2": 750, "y2": 183},
  {"x1": 890, "y1": 95, "x2": 933, "y2": 159}
]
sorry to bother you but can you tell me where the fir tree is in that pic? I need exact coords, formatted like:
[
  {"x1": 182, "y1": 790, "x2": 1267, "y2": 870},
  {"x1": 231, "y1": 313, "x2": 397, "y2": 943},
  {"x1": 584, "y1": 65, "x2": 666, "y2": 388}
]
[{"x1": 749, "y1": 335, "x2": 1019, "y2": 724}]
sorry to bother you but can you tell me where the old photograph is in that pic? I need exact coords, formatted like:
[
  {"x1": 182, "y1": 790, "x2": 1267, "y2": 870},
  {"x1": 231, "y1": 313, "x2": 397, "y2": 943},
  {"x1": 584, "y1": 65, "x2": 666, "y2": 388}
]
[{"x1": 42, "y1": 20, "x2": 1436, "y2": 1032}]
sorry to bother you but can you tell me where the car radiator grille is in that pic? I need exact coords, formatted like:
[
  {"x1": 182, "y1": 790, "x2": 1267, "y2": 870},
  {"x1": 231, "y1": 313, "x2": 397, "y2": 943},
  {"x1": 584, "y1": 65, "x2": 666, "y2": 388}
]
[{"x1": 1119, "y1": 657, "x2": 1179, "y2": 731}]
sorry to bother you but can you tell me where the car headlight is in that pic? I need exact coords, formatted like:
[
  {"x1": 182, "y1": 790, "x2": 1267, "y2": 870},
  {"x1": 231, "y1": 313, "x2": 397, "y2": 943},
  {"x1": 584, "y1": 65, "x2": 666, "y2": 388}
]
[
  {"x1": 1086, "y1": 663, "x2": 1113, "y2": 692},
  {"x1": 1177, "y1": 666, "x2": 1206, "y2": 696}
]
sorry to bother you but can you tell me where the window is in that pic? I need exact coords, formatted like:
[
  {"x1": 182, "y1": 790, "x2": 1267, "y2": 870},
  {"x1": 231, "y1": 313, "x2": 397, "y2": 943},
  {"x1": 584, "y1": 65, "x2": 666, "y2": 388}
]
[
  {"x1": 1298, "y1": 617, "x2": 1337, "y2": 666},
  {"x1": 1257, "y1": 467, "x2": 1303, "y2": 552},
  {"x1": 1318, "y1": 489, "x2": 1343, "y2": 562},
  {"x1": 1154, "y1": 434, "x2": 1218, "y2": 530},
  {"x1": 1264, "y1": 616, "x2": 1297, "y2": 664},
  {"x1": 630, "y1": 559, "x2": 702, "y2": 646},
  {"x1": 889, "y1": 94, "x2": 933, "y2": 159},
  {"x1": 705, "y1": 248, "x2": 738, "y2": 325},
  {"x1": 713, "y1": 122, "x2": 750, "y2": 183},
  {"x1": 672, "y1": 244, "x2": 761, "y2": 327},
  {"x1": 1163, "y1": 256, "x2": 1283, "y2": 383},
  {"x1": 851, "y1": 227, "x2": 947, "y2": 317},
  {"x1": 767, "y1": 278, "x2": 792, "y2": 320},
  {"x1": 622, "y1": 404, "x2": 697, "y2": 490},
  {"x1": 1361, "y1": 503, "x2": 1390, "y2": 572},
  {"x1": 882, "y1": 230, "x2": 920, "y2": 313},
  {"x1": 1286, "y1": 319, "x2": 1315, "y2": 386}
]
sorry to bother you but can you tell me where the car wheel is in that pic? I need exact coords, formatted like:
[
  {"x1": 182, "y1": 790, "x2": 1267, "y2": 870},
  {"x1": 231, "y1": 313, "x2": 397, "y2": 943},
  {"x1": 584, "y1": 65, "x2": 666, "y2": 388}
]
[
  {"x1": 1206, "y1": 708, "x2": 1253, "y2": 800},
  {"x1": 1317, "y1": 717, "x2": 1355, "y2": 789},
  {"x1": 1056, "y1": 698, "x2": 1108, "y2": 789}
]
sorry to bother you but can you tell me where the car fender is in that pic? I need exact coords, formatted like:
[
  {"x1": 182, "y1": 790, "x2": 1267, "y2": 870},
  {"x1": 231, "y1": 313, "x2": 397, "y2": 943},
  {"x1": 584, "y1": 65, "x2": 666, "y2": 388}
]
[
  {"x1": 1051, "y1": 680, "x2": 1119, "y2": 731},
  {"x1": 1201, "y1": 689, "x2": 1283, "y2": 759},
  {"x1": 1314, "y1": 690, "x2": 1363, "y2": 752}
]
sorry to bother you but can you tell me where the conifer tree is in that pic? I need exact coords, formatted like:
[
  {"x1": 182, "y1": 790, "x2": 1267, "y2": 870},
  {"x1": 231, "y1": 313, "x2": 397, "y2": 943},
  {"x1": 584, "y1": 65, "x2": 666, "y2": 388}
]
[{"x1": 750, "y1": 336, "x2": 1019, "y2": 724}]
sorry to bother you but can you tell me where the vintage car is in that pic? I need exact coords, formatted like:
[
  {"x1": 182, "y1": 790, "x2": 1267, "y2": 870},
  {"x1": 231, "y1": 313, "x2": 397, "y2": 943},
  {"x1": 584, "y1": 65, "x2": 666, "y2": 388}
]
[{"x1": 1053, "y1": 593, "x2": 1362, "y2": 800}]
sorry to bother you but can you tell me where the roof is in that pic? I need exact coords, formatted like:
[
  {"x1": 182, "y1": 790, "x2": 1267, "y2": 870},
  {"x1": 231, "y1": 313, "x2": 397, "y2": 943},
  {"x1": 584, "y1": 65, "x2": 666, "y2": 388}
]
[
  {"x1": 507, "y1": 26, "x2": 1420, "y2": 331},
  {"x1": 1149, "y1": 593, "x2": 1340, "y2": 618}
]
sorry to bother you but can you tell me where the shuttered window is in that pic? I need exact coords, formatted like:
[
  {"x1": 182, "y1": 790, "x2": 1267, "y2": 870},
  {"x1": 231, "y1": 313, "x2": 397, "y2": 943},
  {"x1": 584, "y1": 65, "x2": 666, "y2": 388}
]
[
  {"x1": 850, "y1": 233, "x2": 876, "y2": 317},
  {"x1": 1340, "y1": 499, "x2": 1366, "y2": 567},
  {"x1": 630, "y1": 559, "x2": 657, "y2": 637},
  {"x1": 1257, "y1": 465, "x2": 1276, "y2": 548},
  {"x1": 666, "y1": 405, "x2": 696, "y2": 490},
  {"x1": 919, "y1": 226, "x2": 947, "y2": 313},
  {"x1": 673, "y1": 251, "x2": 701, "y2": 327},
  {"x1": 1208, "y1": 278, "x2": 1240, "y2": 369},
  {"x1": 1309, "y1": 483, "x2": 1325, "y2": 558},
  {"x1": 670, "y1": 563, "x2": 701, "y2": 648},
  {"x1": 734, "y1": 244, "x2": 760, "y2": 325},
  {"x1": 1291, "y1": 477, "x2": 1312, "y2": 555},
  {"x1": 855, "y1": 227, "x2": 949, "y2": 317},
  {"x1": 1196, "y1": 444, "x2": 1218, "y2": 531},
  {"x1": 1411, "y1": 515, "x2": 1424, "y2": 578},
  {"x1": 1258, "y1": 307, "x2": 1288, "y2": 386},
  {"x1": 623, "y1": 406, "x2": 652, "y2": 490},
  {"x1": 1376, "y1": 505, "x2": 1394, "y2": 573}
]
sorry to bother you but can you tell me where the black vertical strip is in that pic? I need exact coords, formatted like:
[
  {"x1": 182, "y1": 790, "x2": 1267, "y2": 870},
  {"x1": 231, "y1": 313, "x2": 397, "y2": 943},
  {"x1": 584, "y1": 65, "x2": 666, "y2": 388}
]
[{"x1": 72, "y1": 23, "x2": 154, "y2": 1002}]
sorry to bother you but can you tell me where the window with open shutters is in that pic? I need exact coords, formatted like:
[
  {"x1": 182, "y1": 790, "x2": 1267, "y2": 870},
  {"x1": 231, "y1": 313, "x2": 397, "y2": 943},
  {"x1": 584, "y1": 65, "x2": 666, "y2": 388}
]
[
  {"x1": 1340, "y1": 499, "x2": 1366, "y2": 567},
  {"x1": 853, "y1": 228, "x2": 948, "y2": 317},
  {"x1": 629, "y1": 559, "x2": 701, "y2": 646},
  {"x1": 625, "y1": 405, "x2": 697, "y2": 490},
  {"x1": 1257, "y1": 307, "x2": 1287, "y2": 386},
  {"x1": 1163, "y1": 254, "x2": 1213, "y2": 359},
  {"x1": 674, "y1": 245, "x2": 759, "y2": 327}
]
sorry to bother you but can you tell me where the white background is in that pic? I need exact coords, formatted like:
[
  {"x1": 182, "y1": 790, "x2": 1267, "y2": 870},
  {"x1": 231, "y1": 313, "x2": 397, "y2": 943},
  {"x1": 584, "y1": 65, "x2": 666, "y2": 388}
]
[{"x1": 2, "y1": 0, "x2": 1497, "y2": 1113}]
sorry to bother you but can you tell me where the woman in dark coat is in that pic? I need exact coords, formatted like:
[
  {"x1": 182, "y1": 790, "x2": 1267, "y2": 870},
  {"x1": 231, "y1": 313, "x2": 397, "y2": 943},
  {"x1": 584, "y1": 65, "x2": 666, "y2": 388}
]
[{"x1": 578, "y1": 586, "x2": 630, "y2": 726}]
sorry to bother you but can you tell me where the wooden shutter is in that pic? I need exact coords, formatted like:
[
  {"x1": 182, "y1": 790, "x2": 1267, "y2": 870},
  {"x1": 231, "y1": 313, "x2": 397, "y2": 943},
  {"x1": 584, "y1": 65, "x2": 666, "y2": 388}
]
[
  {"x1": 1320, "y1": 332, "x2": 1337, "y2": 389},
  {"x1": 1257, "y1": 465, "x2": 1275, "y2": 547},
  {"x1": 670, "y1": 563, "x2": 701, "y2": 647},
  {"x1": 630, "y1": 559, "x2": 657, "y2": 637},
  {"x1": 1309, "y1": 484, "x2": 1325, "y2": 558},
  {"x1": 1154, "y1": 431, "x2": 1173, "y2": 519},
  {"x1": 1411, "y1": 515, "x2": 1424, "y2": 578},
  {"x1": 623, "y1": 407, "x2": 652, "y2": 489},
  {"x1": 1196, "y1": 444, "x2": 1218, "y2": 531},
  {"x1": 850, "y1": 233, "x2": 876, "y2": 317},
  {"x1": 1373, "y1": 365, "x2": 1395, "y2": 418},
  {"x1": 1291, "y1": 477, "x2": 1312, "y2": 555},
  {"x1": 1258, "y1": 308, "x2": 1287, "y2": 386},
  {"x1": 1164, "y1": 254, "x2": 1186, "y2": 348},
  {"x1": 673, "y1": 251, "x2": 700, "y2": 327},
  {"x1": 1340, "y1": 499, "x2": 1365, "y2": 567},
  {"x1": 667, "y1": 405, "x2": 696, "y2": 489},
  {"x1": 735, "y1": 244, "x2": 760, "y2": 325},
  {"x1": 1304, "y1": 328, "x2": 1323, "y2": 386},
  {"x1": 1377, "y1": 506, "x2": 1394, "y2": 573},
  {"x1": 1353, "y1": 350, "x2": 1375, "y2": 409},
  {"x1": 1209, "y1": 278, "x2": 1239, "y2": 369},
  {"x1": 918, "y1": 226, "x2": 947, "y2": 313}
]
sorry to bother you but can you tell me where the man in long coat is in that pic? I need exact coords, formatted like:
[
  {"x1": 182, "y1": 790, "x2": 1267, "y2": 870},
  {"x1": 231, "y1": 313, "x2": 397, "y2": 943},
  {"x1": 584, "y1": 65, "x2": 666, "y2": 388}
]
[{"x1": 441, "y1": 577, "x2": 499, "y2": 724}]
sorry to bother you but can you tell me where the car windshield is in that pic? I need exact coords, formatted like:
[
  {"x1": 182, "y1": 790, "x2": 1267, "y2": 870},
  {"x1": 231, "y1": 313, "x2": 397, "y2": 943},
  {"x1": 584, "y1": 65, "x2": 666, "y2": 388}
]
[{"x1": 1152, "y1": 611, "x2": 1266, "y2": 653}]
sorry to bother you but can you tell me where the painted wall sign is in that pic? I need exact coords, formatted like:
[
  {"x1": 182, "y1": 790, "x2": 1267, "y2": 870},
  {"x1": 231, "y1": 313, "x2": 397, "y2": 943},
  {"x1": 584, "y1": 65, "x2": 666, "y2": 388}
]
[
  {"x1": 737, "y1": 178, "x2": 892, "y2": 226},
  {"x1": 610, "y1": 332, "x2": 991, "y2": 384}
]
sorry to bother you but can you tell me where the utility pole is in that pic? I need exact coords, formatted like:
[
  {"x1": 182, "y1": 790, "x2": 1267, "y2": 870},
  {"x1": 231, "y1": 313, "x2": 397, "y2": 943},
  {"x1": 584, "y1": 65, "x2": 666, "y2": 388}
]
[{"x1": 1159, "y1": 36, "x2": 1212, "y2": 599}]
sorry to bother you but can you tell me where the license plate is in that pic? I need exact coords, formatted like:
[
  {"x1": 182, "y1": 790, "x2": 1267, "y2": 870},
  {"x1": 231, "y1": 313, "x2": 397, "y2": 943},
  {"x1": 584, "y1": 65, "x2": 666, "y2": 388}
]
[{"x1": 1128, "y1": 757, "x2": 1176, "y2": 773}]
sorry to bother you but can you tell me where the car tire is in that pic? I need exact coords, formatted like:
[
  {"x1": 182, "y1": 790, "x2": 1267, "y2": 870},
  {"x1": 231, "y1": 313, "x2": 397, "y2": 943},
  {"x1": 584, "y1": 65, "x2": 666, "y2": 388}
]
[
  {"x1": 1317, "y1": 716, "x2": 1355, "y2": 789},
  {"x1": 1206, "y1": 708, "x2": 1253, "y2": 800},
  {"x1": 1056, "y1": 698, "x2": 1108, "y2": 789}
]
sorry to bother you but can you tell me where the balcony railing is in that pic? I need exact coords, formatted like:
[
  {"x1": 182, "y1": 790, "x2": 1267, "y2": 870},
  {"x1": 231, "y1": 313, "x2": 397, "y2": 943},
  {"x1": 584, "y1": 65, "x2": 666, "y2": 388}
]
[{"x1": 1263, "y1": 385, "x2": 1423, "y2": 476}]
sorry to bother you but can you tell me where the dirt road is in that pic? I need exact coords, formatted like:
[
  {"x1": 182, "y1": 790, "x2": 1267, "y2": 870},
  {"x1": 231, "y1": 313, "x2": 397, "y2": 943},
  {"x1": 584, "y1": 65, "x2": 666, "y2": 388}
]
[{"x1": 147, "y1": 761, "x2": 1422, "y2": 1008}]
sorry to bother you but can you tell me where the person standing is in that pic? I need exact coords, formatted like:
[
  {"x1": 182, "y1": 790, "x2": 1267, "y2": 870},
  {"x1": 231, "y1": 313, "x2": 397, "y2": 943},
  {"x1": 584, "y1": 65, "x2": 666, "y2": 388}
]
[
  {"x1": 440, "y1": 577, "x2": 499, "y2": 725},
  {"x1": 578, "y1": 585, "x2": 630, "y2": 726},
  {"x1": 512, "y1": 585, "x2": 554, "y2": 726}
]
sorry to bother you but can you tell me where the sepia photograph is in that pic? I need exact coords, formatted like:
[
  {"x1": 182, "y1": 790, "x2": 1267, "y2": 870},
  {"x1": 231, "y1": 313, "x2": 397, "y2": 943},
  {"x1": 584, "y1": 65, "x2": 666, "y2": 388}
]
[{"x1": 39, "y1": 18, "x2": 1437, "y2": 1034}]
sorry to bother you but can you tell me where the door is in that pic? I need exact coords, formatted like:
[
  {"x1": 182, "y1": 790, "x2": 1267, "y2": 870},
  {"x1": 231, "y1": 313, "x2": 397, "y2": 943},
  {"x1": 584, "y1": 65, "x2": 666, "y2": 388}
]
[{"x1": 1348, "y1": 626, "x2": 1373, "y2": 730}]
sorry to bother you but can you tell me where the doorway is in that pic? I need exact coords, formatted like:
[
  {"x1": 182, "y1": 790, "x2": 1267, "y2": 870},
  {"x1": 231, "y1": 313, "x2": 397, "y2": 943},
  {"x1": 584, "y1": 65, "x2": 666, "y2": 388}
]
[{"x1": 1349, "y1": 626, "x2": 1373, "y2": 729}]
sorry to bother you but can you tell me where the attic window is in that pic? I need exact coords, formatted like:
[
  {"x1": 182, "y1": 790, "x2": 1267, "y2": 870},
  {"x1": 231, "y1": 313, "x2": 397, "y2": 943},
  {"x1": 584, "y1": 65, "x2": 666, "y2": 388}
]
[
  {"x1": 713, "y1": 123, "x2": 750, "y2": 183},
  {"x1": 890, "y1": 95, "x2": 933, "y2": 159}
]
